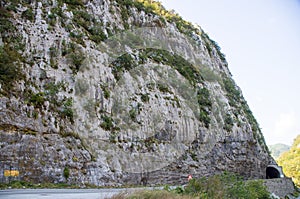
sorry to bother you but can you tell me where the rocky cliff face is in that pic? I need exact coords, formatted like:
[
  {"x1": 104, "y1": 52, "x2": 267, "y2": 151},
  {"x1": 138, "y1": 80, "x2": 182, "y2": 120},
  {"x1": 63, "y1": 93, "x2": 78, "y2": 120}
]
[{"x1": 0, "y1": 0, "x2": 272, "y2": 186}]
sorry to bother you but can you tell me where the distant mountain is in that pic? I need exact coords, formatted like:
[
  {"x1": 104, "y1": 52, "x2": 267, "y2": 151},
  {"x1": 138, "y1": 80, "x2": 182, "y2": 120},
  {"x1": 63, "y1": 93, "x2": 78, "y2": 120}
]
[{"x1": 269, "y1": 143, "x2": 290, "y2": 159}]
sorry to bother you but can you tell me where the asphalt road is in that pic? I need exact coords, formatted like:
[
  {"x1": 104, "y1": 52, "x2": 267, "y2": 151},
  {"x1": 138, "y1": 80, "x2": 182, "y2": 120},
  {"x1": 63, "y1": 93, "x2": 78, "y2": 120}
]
[{"x1": 0, "y1": 188, "x2": 138, "y2": 199}]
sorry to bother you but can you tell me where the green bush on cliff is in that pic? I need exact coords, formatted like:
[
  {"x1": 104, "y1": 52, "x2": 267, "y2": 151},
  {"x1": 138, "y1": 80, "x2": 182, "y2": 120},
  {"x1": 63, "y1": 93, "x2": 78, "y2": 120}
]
[
  {"x1": 0, "y1": 46, "x2": 22, "y2": 93},
  {"x1": 63, "y1": 167, "x2": 70, "y2": 179}
]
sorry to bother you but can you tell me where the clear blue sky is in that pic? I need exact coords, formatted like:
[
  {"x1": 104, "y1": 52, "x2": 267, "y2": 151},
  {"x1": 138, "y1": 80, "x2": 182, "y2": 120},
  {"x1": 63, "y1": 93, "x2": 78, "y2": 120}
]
[{"x1": 160, "y1": 0, "x2": 300, "y2": 145}]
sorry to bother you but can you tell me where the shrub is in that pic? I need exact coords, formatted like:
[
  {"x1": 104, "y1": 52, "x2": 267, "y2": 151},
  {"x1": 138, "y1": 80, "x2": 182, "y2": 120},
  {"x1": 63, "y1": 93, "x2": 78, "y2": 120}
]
[
  {"x1": 73, "y1": 10, "x2": 92, "y2": 30},
  {"x1": 29, "y1": 92, "x2": 45, "y2": 108},
  {"x1": 129, "y1": 108, "x2": 136, "y2": 120},
  {"x1": 157, "y1": 83, "x2": 169, "y2": 93},
  {"x1": 88, "y1": 26, "x2": 107, "y2": 43},
  {"x1": 69, "y1": 49, "x2": 85, "y2": 73},
  {"x1": 0, "y1": 46, "x2": 21, "y2": 92},
  {"x1": 222, "y1": 76, "x2": 265, "y2": 148},
  {"x1": 61, "y1": 98, "x2": 74, "y2": 122},
  {"x1": 22, "y1": 8, "x2": 34, "y2": 22},
  {"x1": 111, "y1": 54, "x2": 136, "y2": 80},
  {"x1": 141, "y1": 49, "x2": 202, "y2": 85},
  {"x1": 184, "y1": 172, "x2": 270, "y2": 199},
  {"x1": 60, "y1": 131, "x2": 80, "y2": 139},
  {"x1": 63, "y1": 167, "x2": 70, "y2": 179},
  {"x1": 141, "y1": 93, "x2": 150, "y2": 103},
  {"x1": 197, "y1": 87, "x2": 212, "y2": 128},
  {"x1": 223, "y1": 113, "x2": 234, "y2": 132},
  {"x1": 101, "y1": 85, "x2": 110, "y2": 99},
  {"x1": 100, "y1": 115, "x2": 114, "y2": 131},
  {"x1": 44, "y1": 81, "x2": 64, "y2": 97},
  {"x1": 63, "y1": 0, "x2": 83, "y2": 6},
  {"x1": 0, "y1": 7, "x2": 15, "y2": 36}
]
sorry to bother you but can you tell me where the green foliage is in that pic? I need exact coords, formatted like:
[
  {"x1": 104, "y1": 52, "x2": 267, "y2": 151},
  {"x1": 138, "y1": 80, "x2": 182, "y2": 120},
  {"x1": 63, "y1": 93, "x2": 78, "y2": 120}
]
[
  {"x1": 184, "y1": 172, "x2": 270, "y2": 199},
  {"x1": 142, "y1": 49, "x2": 203, "y2": 85},
  {"x1": 88, "y1": 26, "x2": 107, "y2": 43},
  {"x1": 61, "y1": 98, "x2": 74, "y2": 122},
  {"x1": 0, "y1": 181, "x2": 84, "y2": 189},
  {"x1": 223, "y1": 113, "x2": 234, "y2": 132},
  {"x1": 49, "y1": 47, "x2": 58, "y2": 58},
  {"x1": 109, "y1": 132, "x2": 118, "y2": 143},
  {"x1": 47, "y1": 12, "x2": 57, "y2": 26},
  {"x1": 116, "y1": 190, "x2": 189, "y2": 199},
  {"x1": 49, "y1": 46, "x2": 59, "y2": 68},
  {"x1": 100, "y1": 115, "x2": 114, "y2": 131},
  {"x1": 70, "y1": 48, "x2": 85, "y2": 73},
  {"x1": 277, "y1": 135, "x2": 300, "y2": 187},
  {"x1": 129, "y1": 108, "x2": 137, "y2": 120},
  {"x1": 0, "y1": 46, "x2": 22, "y2": 92},
  {"x1": 223, "y1": 78, "x2": 241, "y2": 106},
  {"x1": 197, "y1": 87, "x2": 212, "y2": 128},
  {"x1": 60, "y1": 131, "x2": 80, "y2": 139},
  {"x1": 72, "y1": 8, "x2": 107, "y2": 43},
  {"x1": 223, "y1": 77, "x2": 262, "y2": 138},
  {"x1": 70, "y1": 31, "x2": 84, "y2": 41},
  {"x1": 111, "y1": 48, "x2": 203, "y2": 85},
  {"x1": 21, "y1": 8, "x2": 34, "y2": 22},
  {"x1": 0, "y1": 6, "x2": 25, "y2": 51},
  {"x1": 44, "y1": 81, "x2": 64, "y2": 98},
  {"x1": 202, "y1": 31, "x2": 226, "y2": 62},
  {"x1": 101, "y1": 85, "x2": 110, "y2": 99},
  {"x1": 63, "y1": 167, "x2": 70, "y2": 179},
  {"x1": 29, "y1": 92, "x2": 45, "y2": 108},
  {"x1": 141, "y1": 93, "x2": 150, "y2": 103},
  {"x1": 157, "y1": 83, "x2": 170, "y2": 93},
  {"x1": 111, "y1": 54, "x2": 136, "y2": 80},
  {"x1": 0, "y1": 7, "x2": 15, "y2": 37},
  {"x1": 111, "y1": 49, "x2": 211, "y2": 127},
  {"x1": 73, "y1": 10, "x2": 92, "y2": 30},
  {"x1": 24, "y1": 129, "x2": 37, "y2": 136},
  {"x1": 62, "y1": 42, "x2": 85, "y2": 72},
  {"x1": 124, "y1": 0, "x2": 227, "y2": 64},
  {"x1": 63, "y1": 0, "x2": 83, "y2": 6},
  {"x1": 114, "y1": 173, "x2": 269, "y2": 199}
]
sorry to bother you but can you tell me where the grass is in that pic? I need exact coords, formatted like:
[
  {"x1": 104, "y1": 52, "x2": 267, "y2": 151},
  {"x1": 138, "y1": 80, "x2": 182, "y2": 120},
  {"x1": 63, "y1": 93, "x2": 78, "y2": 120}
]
[
  {"x1": 0, "y1": 173, "x2": 271, "y2": 199},
  {"x1": 110, "y1": 172, "x2": 270, "y2": 199},
  {"x1": 110, "y1": 190, "x2": 193, "y2": 199},
  {"x1": 0, "y1": 181, "x2": 80, "y2": 189}
]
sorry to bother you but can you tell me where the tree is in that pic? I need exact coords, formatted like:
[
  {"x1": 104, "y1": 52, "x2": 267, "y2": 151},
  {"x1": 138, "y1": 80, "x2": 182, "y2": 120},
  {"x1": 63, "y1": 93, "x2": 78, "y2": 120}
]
[{"x1": 277, "y1": 135, "x2": 300, "y2": 187}]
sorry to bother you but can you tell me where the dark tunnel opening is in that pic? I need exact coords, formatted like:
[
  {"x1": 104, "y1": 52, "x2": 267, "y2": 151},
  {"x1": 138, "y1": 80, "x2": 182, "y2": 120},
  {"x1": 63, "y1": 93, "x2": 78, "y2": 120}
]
[{"x1": 266, "y1": 166, "x2": 281, "y2": 179}]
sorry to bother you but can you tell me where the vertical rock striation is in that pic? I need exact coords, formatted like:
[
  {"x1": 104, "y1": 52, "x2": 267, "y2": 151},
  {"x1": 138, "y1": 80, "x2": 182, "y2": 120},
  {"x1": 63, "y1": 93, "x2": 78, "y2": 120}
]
[{"x1": 0, "y1": 0, "x2": 272, "y2": 186}]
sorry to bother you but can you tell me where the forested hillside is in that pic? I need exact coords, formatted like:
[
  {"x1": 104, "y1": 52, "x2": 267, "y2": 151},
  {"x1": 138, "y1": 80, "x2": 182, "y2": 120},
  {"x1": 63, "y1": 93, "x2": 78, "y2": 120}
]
[{"x1": 278, "y1": 135, "x2": 300, "y2": 187}]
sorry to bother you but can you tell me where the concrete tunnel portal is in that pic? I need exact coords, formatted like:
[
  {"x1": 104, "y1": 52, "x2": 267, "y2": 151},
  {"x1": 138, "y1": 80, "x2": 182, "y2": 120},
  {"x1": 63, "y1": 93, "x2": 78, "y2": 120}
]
[{"x1": 266, "y1": 165, "x2": 284, "y2": 179}]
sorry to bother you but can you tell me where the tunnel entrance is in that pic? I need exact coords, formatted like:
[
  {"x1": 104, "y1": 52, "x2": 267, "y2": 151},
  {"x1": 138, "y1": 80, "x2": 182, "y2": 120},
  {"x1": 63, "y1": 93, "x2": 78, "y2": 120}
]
[{"x1": 266, "y1": 166, "x2": 281, "y2": 179}]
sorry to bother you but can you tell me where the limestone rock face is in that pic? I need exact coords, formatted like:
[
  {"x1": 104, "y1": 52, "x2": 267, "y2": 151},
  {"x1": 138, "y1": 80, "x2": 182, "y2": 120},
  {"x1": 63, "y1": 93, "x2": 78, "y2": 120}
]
[{"x1": 0, "y1": 0, "x2": 272, "y2": 186}]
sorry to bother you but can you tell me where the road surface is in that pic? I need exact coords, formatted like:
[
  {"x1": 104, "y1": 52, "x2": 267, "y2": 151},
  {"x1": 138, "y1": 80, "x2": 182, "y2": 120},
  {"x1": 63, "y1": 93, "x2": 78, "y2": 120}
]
[{"x1": 0, "y1": 188, "x2": 142, "y2": 199}]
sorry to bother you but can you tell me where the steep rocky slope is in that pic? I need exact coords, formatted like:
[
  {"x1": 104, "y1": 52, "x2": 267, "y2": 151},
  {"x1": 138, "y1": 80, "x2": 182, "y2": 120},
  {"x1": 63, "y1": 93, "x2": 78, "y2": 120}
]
[{"x1": 0, "y1": 0, "x2": 272, "y2": 186}]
